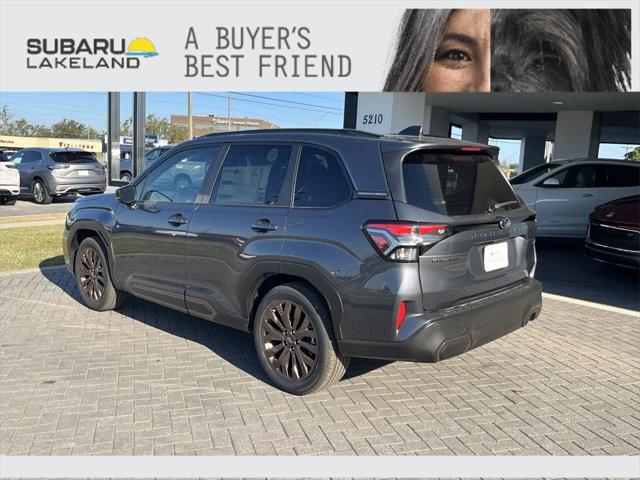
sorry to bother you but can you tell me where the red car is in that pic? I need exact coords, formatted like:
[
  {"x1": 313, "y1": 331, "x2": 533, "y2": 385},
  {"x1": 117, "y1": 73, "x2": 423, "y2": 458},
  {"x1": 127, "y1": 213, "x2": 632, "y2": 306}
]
[{"x1": 585, "y1": 195, "x2": 640, "y2": 269}]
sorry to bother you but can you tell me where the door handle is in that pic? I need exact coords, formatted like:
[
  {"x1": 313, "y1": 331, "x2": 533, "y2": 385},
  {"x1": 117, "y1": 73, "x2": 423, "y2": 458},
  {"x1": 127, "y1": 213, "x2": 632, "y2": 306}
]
[
  {"x1": 582, "y1": 193, "x2": 595, "y2": 197},
  {"x1": 251, "y1": 219, "x2": 278, "y2": 232},
  {"x1": 168, "y1": 213, "x2": 188, "y2": 226}
]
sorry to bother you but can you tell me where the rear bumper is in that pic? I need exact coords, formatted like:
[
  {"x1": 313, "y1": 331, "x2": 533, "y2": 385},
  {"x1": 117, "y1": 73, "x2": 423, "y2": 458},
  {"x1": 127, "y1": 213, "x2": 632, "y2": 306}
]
[
  {"x1": 339, "y1": 279, "x2": 542, "y2": 362},
  {"x1": 585, "y1": 241, "x2": 639, "y2": 269},
  {"x1": 53, "y1": 182, "x2": 106, "y2": 195},
  {"x1": 0, "y1": 186, "x2": 20, "y2": 196}
]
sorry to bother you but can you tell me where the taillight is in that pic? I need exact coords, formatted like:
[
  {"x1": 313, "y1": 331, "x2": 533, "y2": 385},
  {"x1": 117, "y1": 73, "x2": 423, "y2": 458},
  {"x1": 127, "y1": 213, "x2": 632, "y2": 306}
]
[
  {"x1": 47, "y1": 164, "x2": 69, "y2": 170},
  {"x1": 363, "y1": 221, "x2": 451, "y2": 262}
]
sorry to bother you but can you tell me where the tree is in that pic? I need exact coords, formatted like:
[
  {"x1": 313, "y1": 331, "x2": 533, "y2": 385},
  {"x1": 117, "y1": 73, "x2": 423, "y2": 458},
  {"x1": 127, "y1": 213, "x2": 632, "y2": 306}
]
[
  {"x1": 0, "y1": 105, "x2": 102, "y2": 139},
  {"x1": 50, "y1": 119, "x2": 101, "y2": 139},
  {"x1": 167, "y1": 124, "x2": 189, "y2": 143},
  {"x1": 624, "y1": 146, "x2": 640, "y2": 161}
]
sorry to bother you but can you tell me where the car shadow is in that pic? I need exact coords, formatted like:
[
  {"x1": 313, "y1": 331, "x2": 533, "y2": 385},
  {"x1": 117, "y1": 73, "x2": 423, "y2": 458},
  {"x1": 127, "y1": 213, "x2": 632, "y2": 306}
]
[
  {"x1": 38, "y1": 261, "x2": 391, "y2": 386},
  {"x1": 535, "y1": 238, "x2": 640, "y2": 311}
]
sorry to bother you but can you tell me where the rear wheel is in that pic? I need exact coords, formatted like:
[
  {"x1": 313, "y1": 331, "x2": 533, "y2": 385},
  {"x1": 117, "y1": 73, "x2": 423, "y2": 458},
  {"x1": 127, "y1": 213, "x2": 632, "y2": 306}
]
[
  {"x1": 120, "y1": 172, "x2": 132, "y2": 182},
  {"x1": 253, "y1": 283, "x2": 349, "y2": 395},
  {"x1": 74, "y1": 237, "x2": 127, "y2": 311},
  {"x1": 32, "y1": 179, "x2": 52, "y2": 204}
]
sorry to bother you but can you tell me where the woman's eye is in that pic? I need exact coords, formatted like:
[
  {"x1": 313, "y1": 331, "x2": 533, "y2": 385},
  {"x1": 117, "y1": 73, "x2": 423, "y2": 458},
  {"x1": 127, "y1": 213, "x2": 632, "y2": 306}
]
[{"x1": 439, "y1": 49, "x2": 472, "y2": 62}]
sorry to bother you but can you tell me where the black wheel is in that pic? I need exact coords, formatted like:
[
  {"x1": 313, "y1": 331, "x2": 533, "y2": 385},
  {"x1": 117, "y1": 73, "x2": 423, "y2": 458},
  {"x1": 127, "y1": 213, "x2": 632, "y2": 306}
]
[
  {"x1": 74, "y1": 237, "x2": 127, "y2": 311},
  {"x1": 253, "y1": 283, "x2": 349, "y2": 395},
  {"x1": 120, "y1": 172, "x2": 132, "y2": 182},
  {"x1": 32, "y1": 179, "x2": 52, "y2": 204},
  {"x1": 0, "y1": 195, "x2": 16, "y2": 205}
]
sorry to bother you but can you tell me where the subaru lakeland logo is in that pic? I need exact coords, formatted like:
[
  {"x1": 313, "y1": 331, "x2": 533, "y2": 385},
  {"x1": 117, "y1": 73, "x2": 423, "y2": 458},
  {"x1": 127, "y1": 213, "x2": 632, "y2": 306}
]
[
  {"x1": 26, "y1": 37, "x2": 158, "y2": 70},
  {"x1": 498, "y1": 218, "x2": 512, "y2": 230}
]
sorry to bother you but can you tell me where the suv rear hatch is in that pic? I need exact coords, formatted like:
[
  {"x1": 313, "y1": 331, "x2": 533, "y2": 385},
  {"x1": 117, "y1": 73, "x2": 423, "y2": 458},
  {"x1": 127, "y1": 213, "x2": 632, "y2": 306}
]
[
  {"x1": 49, "y1": 151, "x2": 105, "y2": 179},
  {"x1": 382, "y1": 146, "x2": 536, "y2": 311}
]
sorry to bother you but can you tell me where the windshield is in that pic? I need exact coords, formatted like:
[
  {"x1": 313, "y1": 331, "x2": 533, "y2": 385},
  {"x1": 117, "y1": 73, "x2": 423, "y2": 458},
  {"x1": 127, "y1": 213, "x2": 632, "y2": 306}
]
[
  {"x1": 402, "y1": 152, "x2": 520, "y2": 216},
  {"x1": 50, "y1": 151, "x2": 98, "y2": 164},
  {"x1": 510, "y1": 163, "x2": 561, "y2": 185}
]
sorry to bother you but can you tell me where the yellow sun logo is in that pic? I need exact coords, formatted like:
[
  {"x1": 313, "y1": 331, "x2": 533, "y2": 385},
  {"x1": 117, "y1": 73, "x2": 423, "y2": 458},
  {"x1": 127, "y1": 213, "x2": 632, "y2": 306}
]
[{"x1": 126, "y1": 37, "x2": 158, "y2": 57}]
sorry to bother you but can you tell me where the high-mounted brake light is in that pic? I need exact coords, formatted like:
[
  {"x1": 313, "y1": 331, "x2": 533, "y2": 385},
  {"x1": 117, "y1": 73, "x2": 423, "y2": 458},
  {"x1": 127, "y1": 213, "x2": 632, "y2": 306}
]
[
  {"x1": 458, "y1": 147, "x2": 483, "y2": 152},
  {"x1": 363, "y1": 222, "x2": 450, "y2": 262}
]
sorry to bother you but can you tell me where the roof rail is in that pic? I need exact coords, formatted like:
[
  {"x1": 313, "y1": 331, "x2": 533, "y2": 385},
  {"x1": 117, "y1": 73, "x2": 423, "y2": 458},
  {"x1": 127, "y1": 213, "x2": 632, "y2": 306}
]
[{"x1": 199, "y1": 128, "x2": 381, "y2": 139}]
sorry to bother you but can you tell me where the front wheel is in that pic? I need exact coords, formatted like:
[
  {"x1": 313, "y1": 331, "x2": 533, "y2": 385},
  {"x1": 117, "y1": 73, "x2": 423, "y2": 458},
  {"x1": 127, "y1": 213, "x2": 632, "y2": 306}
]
[
  {"x1": 253, "y1": 283, "x2": 349, "y2": 395},
  {"x1": 74, "y1": 237, "x2": 127, "y2": 311}
]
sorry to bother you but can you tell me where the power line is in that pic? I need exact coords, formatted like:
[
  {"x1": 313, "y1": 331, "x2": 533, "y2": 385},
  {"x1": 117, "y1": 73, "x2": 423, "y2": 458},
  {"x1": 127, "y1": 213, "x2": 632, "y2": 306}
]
[
  {"x1": 194, "y1": 92, "x2": 342, "y2": 116},
  {"x1": 229, "y1": 92, "x2": 343, "y2": 111}
]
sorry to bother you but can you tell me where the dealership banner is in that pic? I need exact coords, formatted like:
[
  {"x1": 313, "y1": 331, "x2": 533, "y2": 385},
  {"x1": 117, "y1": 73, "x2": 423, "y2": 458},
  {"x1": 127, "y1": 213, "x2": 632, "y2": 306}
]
[{"x1": 1, "y1": 0, "x2": 638, "y2": 92}]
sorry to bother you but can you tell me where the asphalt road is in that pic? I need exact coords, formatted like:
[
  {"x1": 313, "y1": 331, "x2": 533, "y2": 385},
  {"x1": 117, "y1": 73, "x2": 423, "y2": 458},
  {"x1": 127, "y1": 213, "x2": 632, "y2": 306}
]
[{"x1": 0, "y1": 194, "x2": 78, "y2": 217}]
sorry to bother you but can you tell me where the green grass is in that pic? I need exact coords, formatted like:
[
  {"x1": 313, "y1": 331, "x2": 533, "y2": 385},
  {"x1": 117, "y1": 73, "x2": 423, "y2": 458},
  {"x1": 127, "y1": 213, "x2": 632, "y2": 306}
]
[{"x1": 0, "y1": 224, "x2": 65, "y2": 272}]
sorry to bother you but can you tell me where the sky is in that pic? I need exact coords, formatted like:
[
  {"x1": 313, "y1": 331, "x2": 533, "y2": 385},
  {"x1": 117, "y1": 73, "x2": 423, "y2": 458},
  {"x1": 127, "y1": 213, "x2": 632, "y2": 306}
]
[
  {"x1": 0, "y1": 92, "x2": 636, "y2": 164},
  {"x1": 0, "y1": 92, "x2": 345, "y2": 131}
]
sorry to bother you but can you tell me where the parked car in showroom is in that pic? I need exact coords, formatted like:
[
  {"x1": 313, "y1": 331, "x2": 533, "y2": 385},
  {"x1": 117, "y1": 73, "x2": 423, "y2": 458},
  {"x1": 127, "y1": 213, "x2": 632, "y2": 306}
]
[
  {"x1": 585, "y1": 195, "x2": 639, "y2": 269},
  {"x1": 63, "y1": 129, "x2": 541, "y2": 394},
  {"x1": 119, "y1": 145, "x2": 175, "y2": 182},
  {"x1": 0, "y1": 151, "x2": 20, "y2": 205},
  {"x1": 11, "y1": 148, "x2": 106, "y2": 204},
  {"x1": 511, "y1": 158, "x2": 640, "y2": 237}
]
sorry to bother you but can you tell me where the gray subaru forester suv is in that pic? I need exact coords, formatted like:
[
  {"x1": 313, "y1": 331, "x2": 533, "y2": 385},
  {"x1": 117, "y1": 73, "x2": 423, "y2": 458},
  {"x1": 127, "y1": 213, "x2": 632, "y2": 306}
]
[{"x1": 63, "y1": 129, "x2": 542, "y2": 394}]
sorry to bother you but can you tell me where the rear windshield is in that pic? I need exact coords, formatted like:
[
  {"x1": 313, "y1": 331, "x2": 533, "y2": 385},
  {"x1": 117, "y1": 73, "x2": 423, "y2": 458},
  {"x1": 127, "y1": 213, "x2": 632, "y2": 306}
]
[
  {"x1": 510, "y1": 163, "x2": 561, "y2": 185},
  {"x1": 50, "y1": 151, "x2": 97, "y2": 163},
  {"x1": 402, "y1": 152, "x2": 519, "y2": 216}
]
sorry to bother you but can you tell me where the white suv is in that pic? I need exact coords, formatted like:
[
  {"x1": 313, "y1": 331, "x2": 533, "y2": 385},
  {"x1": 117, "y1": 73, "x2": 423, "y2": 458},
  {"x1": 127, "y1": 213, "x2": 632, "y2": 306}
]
[
  {"x1": 0, "y1": 151, "x2": 20, "y2": 205},
  {"x1": 511, "y1": 158, "x2": 640, "y2": 237}
]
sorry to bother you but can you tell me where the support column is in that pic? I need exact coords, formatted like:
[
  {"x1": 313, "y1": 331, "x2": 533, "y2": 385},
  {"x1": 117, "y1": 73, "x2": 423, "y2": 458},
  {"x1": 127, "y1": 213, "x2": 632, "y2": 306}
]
[
  {"x1": 422, "y1": 105, "x2": 450, "y2": 137},
  {"x1": 518, "y1": 136, "x2": 547, "y2": 173},
  {"x1": 461, "y1": 122, "x2": 489, "y2": 144},
  {"x1": 553, "y1": 111, "x2": 601, "y2": 160},
  {"x1": 133, "y1": 92, "x2": 146, "y2": 178},
  {"x1": 107, "y1": 92, "x2": 120, "y2": 186}
]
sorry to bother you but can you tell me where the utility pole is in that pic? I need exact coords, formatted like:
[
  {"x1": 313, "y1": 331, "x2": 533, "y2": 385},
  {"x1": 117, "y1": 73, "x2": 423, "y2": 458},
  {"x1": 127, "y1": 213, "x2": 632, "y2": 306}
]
[
  {"x1": 227, "y1": 93, "x2": 231, "y2": 131},
  {"x1": 187, "y1": 92, "x2": 193, "y2": 140}
]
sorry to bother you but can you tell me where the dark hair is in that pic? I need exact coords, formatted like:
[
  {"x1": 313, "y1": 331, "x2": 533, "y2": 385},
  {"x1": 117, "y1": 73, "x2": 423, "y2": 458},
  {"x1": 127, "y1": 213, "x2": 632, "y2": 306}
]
[
  {"x1": 384, "y1": 9, "x2": 451, "y2": 91},
  {"x1": 491, "y1": 10, "x2": 631, "y2": 92}
]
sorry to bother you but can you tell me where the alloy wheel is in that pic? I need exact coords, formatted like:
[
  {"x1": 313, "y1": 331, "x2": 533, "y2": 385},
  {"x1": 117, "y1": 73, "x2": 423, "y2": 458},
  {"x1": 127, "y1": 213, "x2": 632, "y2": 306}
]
[
  {"x1": 78, "y1": 247, "x2": 105, "y2": 301},
  {"x1": 260, "y1": 300, "x2": 319, "y2": 381},
  {"x1": 33, "y1": 182, "x2": 43, "y2": 203}
]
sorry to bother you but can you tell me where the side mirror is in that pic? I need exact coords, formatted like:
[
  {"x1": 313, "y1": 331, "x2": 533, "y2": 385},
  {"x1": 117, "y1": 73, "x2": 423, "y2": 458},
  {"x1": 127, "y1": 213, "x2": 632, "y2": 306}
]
[
  {"x1": 115, "y1": 184, "x2": 136, "y2": 205},
  {"x1": 541, "y1": 177, "x2": 560, "y2": 187}
]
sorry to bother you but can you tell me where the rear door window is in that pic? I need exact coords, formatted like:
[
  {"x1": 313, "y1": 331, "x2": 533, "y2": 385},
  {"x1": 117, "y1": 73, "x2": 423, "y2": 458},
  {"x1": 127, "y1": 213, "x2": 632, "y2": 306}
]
[
  {"x1": 21, "y1": 151, "x2": 42, "y2": 163},
  {"x1": 294, "y1": 147, "x2": 351, "y2": 208},
  {"x1": 211, "y1": 144, "x2": 292, "y2": 206},
  {"x1": 598, "y1": 164, "x2": 640, "y2": 187},
  {"x1": 401, "y1": 152, "x2": 519, "y2": 216}
]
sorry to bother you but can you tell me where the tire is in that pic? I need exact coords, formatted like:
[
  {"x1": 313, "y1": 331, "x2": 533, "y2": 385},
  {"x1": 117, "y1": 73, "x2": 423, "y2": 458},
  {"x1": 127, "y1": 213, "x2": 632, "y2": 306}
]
[
  {"x1": 120, "y1": 172, "x2": 132, "y2": 182},
  {"x1": 253, "y1": 282, "x2": 349, "y2": 395},
  {"x1": 74, "y1": 237, "x2": 127, "y2": 311},
  {"x1": 0, "y1": 195, "x2": 16, "y2": 205},
  {"x1": 32, "y1": 179, "x2": 52, "y2": 204}
]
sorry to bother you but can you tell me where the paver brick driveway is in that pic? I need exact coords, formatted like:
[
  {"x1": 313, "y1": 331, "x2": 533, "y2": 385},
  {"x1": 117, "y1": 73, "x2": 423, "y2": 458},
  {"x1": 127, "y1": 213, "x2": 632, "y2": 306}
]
[{"x1": 1, "y1": 268, "x2": 638, "y2": 456}]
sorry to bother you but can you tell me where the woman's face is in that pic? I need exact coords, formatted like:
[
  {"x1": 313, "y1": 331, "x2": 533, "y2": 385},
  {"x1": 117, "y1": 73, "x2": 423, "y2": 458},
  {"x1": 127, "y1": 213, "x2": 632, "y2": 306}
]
[{"x1": 422, "y1": 9, "x2": 490, "y2": 92}]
